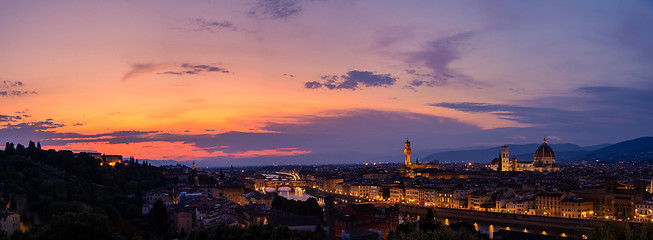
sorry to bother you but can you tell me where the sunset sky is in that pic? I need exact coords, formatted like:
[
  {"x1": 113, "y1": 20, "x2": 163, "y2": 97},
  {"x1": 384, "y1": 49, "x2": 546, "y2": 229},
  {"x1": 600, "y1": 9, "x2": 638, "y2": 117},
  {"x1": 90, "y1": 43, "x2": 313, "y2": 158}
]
[{"x1": 1, "y1": 0, "x2": 652, "y2": 166}]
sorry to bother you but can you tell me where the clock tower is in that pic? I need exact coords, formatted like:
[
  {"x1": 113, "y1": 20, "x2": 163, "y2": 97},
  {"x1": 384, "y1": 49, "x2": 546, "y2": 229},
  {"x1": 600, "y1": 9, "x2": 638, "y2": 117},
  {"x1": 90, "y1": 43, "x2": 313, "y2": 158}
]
[{"x1": 404, "y1": 139, "x2": 411, "y2": 165}]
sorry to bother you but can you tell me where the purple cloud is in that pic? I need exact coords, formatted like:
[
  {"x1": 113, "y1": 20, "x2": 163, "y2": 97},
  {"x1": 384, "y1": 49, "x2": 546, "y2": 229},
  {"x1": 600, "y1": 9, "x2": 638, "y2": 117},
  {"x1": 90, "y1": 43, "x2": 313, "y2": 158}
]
[
  {"x1": 407, "y1": 32, "x2": 477, "y2": 86},
  {"x1": 306, "y1": 70, "x2": 397, "y2": 90},
  {"x1": 0, "y1": 80, "x2": 37, "y2": 97},
  {"x1": 0, "y1": 91, "x2": 37, "y2": 97},
  {"x1": 0, "y1": 80, "x2": 24, "y2": 88},
  {"x1": 248, "y1": 0, "x2": 303, "y2": 19},
  {"x1": 0, "y1": 114, "x2": 22, "y2": 122},
  {"x1": 431, "y1": 86, "x2": 653, "y2": 138},
  {"x1": 121, "y1": 63, "x2": 163, "y2": 82},
  {"x1": 304, "y1": 81, "x2": 322, "y2": 89},
  {"x1": 159, "y1": 64, "x2": 230, "y2": 75},
  {"x1": 190, "y1": 18, "x2": 237, "y2": 31}
]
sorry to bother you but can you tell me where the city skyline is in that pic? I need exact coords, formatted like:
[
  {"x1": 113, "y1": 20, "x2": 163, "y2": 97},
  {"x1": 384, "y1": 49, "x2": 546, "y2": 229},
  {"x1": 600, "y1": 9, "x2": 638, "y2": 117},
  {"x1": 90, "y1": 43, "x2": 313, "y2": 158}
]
[{"x1": 1, "y1": 1, "x2": 652, "y2": 165}]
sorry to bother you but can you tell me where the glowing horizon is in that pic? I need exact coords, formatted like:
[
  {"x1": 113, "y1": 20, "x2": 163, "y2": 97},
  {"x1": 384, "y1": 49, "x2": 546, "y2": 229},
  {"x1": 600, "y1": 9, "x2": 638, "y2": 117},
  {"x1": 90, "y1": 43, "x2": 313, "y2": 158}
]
[{"x1": 2, "y1": 1, "x2": 652, "y2": 165}]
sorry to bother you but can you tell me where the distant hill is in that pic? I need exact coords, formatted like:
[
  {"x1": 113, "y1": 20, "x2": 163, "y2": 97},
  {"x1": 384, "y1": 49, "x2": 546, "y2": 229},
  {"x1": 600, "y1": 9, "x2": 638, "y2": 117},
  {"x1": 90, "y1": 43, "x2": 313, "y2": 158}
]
[
  {"x1": 419, "y1": 137, "x2": 653, "y2": 163},
  {"x1": 573, "y1": 137, "x2": 653, "y2": 162},
  {"x1": 419, "y1": 143, "x2": 593, "y2": 163},
  {"x1": 145, "y1": 137, "x2": 653, "y2": 166}
]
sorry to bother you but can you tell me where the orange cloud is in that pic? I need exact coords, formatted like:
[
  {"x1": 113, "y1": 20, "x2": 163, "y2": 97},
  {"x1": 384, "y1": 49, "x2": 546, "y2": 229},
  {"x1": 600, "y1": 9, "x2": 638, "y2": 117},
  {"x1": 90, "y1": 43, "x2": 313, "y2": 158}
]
[{"x1": 47, "y1": 141, "x2": 310, "y2": 161}]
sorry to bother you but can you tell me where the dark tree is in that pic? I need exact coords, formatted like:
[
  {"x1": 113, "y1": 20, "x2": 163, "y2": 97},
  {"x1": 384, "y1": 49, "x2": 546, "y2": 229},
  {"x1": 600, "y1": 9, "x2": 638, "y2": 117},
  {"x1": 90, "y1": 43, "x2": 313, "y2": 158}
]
[
  {"x1": 421, "y1": 208, "x2": 435, "y2": 231},
  {"x1": 15, "y1": 144, "x2": 25, "y2": 154},
  {"x1": 28, "y1": 141, "x2": 36, "y2": 151},
  {"x1": 589, "y1": 221, "x2": 653, "y2": 240},
  {"x1": 4, "y1": 142, "x2": 15, "y2": 155},
  {"x1": 149, "y1": 200, "x2": 169, "y2": 234},
  {"x1": 35, "y1": 212, "x2": 122, "y2": 240},
  {"x1": 382, "y1": 187, "x2": 390, "y2": 199}
]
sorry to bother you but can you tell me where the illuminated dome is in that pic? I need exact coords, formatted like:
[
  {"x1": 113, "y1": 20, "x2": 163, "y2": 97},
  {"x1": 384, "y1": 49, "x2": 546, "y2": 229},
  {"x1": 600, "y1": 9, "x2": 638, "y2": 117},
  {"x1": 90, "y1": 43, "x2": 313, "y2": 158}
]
[
  {"x1": 533, "y1": 138, "x2": 556, "y2": 170},
  {"x1": 490, "y1": 158, "x2": 501, "y2": 165},
  {"x1": 534, "y1": 138, "x2": 555, "y2": 159}
]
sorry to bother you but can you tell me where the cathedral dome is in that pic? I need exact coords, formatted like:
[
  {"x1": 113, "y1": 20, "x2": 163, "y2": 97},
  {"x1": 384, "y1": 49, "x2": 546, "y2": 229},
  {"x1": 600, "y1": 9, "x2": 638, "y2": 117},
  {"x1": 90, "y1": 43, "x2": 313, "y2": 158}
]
[
  {"x1": 534, "y1": 138, "x2": 555, "y2": 159},
  {"x1": 490, "y1": 158, "x2": 501, "y2": 165}
]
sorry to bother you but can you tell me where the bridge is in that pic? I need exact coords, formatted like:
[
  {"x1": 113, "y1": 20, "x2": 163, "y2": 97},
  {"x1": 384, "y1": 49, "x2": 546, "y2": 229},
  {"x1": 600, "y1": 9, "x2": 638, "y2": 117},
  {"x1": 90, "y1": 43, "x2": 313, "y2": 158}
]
[
  {"x1": 258, "y1": 171, "x2": 310, "y2": 191},
  {"x1": 264, "y1": 180, "x2": 309, "y2": 190}
]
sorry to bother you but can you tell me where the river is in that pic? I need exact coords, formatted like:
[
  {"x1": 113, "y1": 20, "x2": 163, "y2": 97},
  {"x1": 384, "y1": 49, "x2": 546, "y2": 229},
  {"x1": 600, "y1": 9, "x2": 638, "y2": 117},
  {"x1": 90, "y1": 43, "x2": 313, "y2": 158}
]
[{"x1": 265, "y1": 187, "x2": 315, "y2": 202}]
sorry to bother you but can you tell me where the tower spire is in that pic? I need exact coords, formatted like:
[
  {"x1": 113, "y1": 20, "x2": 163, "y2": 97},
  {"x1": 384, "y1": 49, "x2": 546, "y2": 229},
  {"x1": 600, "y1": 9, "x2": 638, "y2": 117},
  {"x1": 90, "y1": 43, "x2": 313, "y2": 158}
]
[
  {"x1": 404, "y1": 139, "x2": 412, "y2": 165},
  {"x1": 543, "y1": 137, "x2": 547, "y2": 144}
]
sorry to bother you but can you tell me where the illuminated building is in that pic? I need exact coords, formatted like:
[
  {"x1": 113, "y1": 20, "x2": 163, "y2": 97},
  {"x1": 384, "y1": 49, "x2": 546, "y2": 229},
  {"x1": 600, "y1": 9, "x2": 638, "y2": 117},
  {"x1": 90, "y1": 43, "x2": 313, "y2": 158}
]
[
  {"x1": 635, "y1": 199, "x2": 653, "y2": 222},
  {"x1": 400, "y1": 139, "x2": 439, "y2": 177},
  {"x1": 404, "y1": 139, "x2": 411, "y2": 165},
  {"x1": 497, "y1": 138, "x2": 559, "y2": 172},
  {"x1": 536, "y1": 193, "x2": 565, "y2": 216},
  {"x1": 0, "y1": 211, "x2": 20, "y2": 236},
  {"x1": 102, "y1": 154, "x2": 123, "y2": 167},
  {"x1": 561, "y1": 198, "x2": 593, "y2": 219}
]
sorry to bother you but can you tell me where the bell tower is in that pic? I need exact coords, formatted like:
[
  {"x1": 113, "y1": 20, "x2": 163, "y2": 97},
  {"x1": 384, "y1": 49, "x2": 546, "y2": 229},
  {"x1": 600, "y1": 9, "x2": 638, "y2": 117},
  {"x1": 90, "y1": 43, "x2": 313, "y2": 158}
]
[
  {"x1": 501, "y1": 145, "x2": 510, "y2": 171},
  {"x1": 404, "y1": 139, "x2": 412, "y2": 165}
]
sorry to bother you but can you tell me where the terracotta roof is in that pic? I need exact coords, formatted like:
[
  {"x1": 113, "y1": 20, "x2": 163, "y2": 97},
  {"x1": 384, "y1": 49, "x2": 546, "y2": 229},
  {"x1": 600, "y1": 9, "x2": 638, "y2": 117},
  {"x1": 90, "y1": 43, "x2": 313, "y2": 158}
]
[
  {"x1": 490, "y1": 158, "x2": 501, "y2": 165},
  {"x1": 534, "y1": 138, "x2": 555, "y2": 159}
]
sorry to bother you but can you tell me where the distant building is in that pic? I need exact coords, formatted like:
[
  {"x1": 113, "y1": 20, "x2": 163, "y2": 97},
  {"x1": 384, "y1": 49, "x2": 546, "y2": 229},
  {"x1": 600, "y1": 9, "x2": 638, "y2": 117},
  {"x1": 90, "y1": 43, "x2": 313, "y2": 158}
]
[
  {"x1": 211, "y1": 184, "x2": 245, "y2": 204},
  {"x1": 575, "y1": 180, "x2": 649, "y2": 219},
  {"x1": 635, "y1": 199, "x2": 653, "y2": 222},
  {"x1": 561, "y1": 198, "x2": 593, "y2": 219},
  {"x1": 162, "y1": 166, "x2": 191, "y2": 182},
  {"x1": 497, "y1": 138, "x2": 559, "y2": 172},
  {"x1": 400, "y1": 140, "x2": 439, "y2": 177},
  {"x1": 102, "y1": 154, "x2": 123, "y2": 167},
  {"x1": 468, "y1": 191, "x2": 493, "y2": 210},
  {"x1": 388, "y1": 186, "x2": 404, "y2": 202},
  {"x1": 323, "y1": 178, "x2": 343, "y2": 193},
  {"x1": 0, "y1": 211, "x2": 20, "y2": 236},
  {"x1": 536, "y1": 193, "x2": 567, "y2": 216},
  {"x1": 254, "y1": 174, "x2": 266, "y2": 191}
]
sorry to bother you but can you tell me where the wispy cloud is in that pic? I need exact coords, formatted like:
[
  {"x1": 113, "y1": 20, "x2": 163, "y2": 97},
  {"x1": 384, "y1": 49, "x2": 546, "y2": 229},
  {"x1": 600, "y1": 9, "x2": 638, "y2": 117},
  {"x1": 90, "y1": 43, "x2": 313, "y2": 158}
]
[
  {"x1": 407, "y1": 32, "x2": 479, "y2": 86},
  {"x1": 121, "y1": 63, "x2": 165, "y2": 82},
  {"x1": 159, "y1": 64, "x2": 230, "y2": 76},
  {"x1": 0, "y1": 80, "x2": 37, "y2": 97},
  {"x1": 0, "y1": 91, "x2": 37, "y2": 97},
  {"x1": 305, "y1": 70, "x2": 397, "y2": 90},
  {"x1": 2, "y1": 119, "x2": 64, "y2": 131},
  {"x1": 248, "y1": 0, "x2": 303, "y2": 19},
  {"x1": 189, "y1": 18, "x2": 237, "y2": 31},
  {"x1": 0, "y1": 114, "x2": 22, "y2": 122},
  {"x1": 431, "y1": 86, "x2": 653, "y2": 134},
  {"x1": 404, "y1": 72, "x2": 444, "y2": 91},
  {"x1": 122, "y1": 63, "x2": 231, "y2": 81},
  {"x1": 0, "y1": 80, "x2": 23, "y2": 89}
]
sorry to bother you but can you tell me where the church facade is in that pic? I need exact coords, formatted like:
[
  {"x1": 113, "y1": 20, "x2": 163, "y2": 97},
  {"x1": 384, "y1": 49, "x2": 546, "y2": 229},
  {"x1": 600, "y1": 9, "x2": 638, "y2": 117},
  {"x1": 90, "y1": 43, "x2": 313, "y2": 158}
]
[{"x1": 499, "y1": 138, "x2": 559, "y2": 172}]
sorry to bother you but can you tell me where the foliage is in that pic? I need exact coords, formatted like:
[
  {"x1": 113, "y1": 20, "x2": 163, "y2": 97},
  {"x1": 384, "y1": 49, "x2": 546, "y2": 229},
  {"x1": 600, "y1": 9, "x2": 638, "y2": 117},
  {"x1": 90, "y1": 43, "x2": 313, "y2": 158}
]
[
  {"x1": 149, "y1": 200, "x2": 170, "y2": 234},
  {"x1": 26, "y1": 211, "x2": 123, "y2": 240},
  {"x1": 0, "y1": 142, "x2": 172, "y2": 239},
  {"x1": 271, "y1": 196, "x2": 324, "y2": 220},
  {"x1": 387, "y1": 221, "x2": 489, "y2": 240},
  {"x1": 184, "y1": 223, "x2": 327, "y2": 240},
  {"x1": 589, "y1": 221, "x2": 653, "y2": 240},
  {"x1": 198, "y1": 174, "x2": 217, "y2": 185}
]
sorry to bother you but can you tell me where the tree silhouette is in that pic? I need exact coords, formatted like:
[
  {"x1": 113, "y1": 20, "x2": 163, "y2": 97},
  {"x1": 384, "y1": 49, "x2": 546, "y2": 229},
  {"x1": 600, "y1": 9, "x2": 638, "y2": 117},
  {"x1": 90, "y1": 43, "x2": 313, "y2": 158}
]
[
  {"x1": 35, "y1": 212, "x2": 122, "y2": 240},
  {"x1": 5, "y1": 142, "x2": 15, "y2": 155}
]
